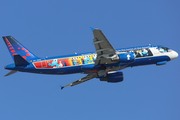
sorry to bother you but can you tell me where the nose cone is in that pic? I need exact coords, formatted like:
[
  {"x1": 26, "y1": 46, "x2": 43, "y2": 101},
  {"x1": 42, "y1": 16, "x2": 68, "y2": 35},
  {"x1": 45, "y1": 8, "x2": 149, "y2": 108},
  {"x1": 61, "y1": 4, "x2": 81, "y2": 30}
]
[{"x1": 170, "y1": 51, "x2": 178, "y2": 60}]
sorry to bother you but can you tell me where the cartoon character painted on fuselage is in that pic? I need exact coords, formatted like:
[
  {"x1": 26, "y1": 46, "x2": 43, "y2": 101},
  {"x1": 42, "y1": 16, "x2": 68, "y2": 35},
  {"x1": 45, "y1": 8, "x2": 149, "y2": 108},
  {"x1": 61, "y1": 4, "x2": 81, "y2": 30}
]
[
  {"x1": 141, "y1": 49, "x2": 148, "y2": 57},
  {"x1": 72, "y1": 58, "x2": 81, "y2": 65},
  {"x1": 159, "y1": 47, "x2": 167, "y2": 53},
  {"x1": 84, "y1": 56, "x2": 93, "y2": 64},
  {"x1": 48, "y1": 59, "x2": 63, "y2": 68}
]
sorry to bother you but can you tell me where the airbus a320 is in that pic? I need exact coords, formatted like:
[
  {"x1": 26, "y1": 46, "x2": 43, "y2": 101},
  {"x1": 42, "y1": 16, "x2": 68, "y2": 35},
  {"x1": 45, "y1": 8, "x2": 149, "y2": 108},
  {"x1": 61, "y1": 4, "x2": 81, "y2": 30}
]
[{"x1": 3, "y1": 28, "x2": 178, "y2": 89}]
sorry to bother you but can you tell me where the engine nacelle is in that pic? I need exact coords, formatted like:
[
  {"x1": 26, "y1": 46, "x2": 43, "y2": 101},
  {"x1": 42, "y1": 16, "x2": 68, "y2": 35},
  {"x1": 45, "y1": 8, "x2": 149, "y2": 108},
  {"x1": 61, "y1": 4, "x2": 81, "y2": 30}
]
[
  {"x1": 100, "y1": 72, "x2": 124, "y2": 83},
  {"x1": 118, "y1": 52, "x2": 135, "y2": 63}
]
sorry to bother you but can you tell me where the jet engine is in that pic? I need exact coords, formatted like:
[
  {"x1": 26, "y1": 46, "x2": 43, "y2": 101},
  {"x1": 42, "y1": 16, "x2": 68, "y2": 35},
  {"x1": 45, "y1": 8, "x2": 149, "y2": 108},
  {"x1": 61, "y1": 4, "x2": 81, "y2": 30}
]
[
  {"x1": 118, "y1": 52, "x2": 135, "y2": 63},
  {"x1": 100, "y1": 71, "x2": 124, "y2": 83},
  {"x1": 111, "y1": 52, "x2": 135, "y2": 63}
]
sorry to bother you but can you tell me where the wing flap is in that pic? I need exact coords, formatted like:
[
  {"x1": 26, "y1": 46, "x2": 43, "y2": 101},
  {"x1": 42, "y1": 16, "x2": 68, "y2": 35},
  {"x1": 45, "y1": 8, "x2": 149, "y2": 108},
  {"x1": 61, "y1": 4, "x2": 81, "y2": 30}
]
[{"x1": 93, "y1": 40, "x2": 105, "y2": 44}]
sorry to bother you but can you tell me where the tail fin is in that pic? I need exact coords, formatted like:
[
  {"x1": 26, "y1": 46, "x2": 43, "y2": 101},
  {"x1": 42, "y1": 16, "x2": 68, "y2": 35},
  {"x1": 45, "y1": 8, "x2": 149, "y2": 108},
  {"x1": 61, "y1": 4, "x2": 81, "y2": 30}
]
[{"x1": 2, "y1": 36, "x2": 39, "y2": 61}]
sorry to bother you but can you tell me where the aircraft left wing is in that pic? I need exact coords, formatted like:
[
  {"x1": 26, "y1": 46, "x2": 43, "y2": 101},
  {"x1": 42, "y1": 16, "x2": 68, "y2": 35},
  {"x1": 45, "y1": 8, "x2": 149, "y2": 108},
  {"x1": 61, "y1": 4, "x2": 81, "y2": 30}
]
[
  {"x1": 60, "y1": 73, "x2": 97, "y2": 89},
  {"x1": 91, "y1": 28, "x2": 119, "y2": 65}
]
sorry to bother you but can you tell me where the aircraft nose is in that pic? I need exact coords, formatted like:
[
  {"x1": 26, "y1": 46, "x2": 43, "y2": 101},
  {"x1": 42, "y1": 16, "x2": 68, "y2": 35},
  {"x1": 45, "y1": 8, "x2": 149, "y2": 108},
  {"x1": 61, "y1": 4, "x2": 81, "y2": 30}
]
[
  {"x1": 170, "y1": 50, "x2": 178, "y2": 60},
  {"x1": 174, "y1": 51, "x2": 178, "y2": 58}
]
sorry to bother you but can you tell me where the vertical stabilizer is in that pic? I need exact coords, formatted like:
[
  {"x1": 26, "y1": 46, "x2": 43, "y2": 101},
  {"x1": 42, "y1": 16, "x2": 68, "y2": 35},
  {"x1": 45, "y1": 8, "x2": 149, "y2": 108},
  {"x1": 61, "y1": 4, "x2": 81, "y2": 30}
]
[{"x1": 2, "y1": 36, "x2": 39, "y2": 61}]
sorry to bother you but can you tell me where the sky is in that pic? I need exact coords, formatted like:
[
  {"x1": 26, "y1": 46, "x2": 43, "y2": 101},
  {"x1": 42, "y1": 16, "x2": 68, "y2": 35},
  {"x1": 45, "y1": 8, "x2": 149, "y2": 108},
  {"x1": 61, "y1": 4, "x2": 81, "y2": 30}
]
[{"x1": 0, "y1": 0, "x2": 180, "y2": 120}]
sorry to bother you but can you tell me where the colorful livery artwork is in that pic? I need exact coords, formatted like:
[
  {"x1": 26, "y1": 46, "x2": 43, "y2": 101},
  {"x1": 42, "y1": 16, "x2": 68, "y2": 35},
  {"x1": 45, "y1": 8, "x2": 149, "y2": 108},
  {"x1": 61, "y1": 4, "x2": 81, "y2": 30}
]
[
  {"x1": 33, "y1": 54, "x2": 97, "y2": 69},
  {"x1": 32, "y1": 47, "x2": 170, "y2": 69}
]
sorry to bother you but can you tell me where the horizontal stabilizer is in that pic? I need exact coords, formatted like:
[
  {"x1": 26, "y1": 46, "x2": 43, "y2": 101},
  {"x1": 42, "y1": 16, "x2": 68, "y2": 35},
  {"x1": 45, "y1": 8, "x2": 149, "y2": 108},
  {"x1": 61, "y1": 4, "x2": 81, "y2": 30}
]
[
  {"x1": 14, "y1": 55, "x2": 30, "y2": 66},
  {"x1": 4, "y1": 70, "x2": 18, "y2": 76}
]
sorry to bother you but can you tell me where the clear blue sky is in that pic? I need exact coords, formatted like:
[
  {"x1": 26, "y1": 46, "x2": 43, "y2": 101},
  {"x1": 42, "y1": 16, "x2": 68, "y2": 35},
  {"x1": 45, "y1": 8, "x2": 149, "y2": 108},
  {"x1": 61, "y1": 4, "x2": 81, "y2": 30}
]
[{"x1": 0, "y1": 0, "x2": 180, "y2": 120}]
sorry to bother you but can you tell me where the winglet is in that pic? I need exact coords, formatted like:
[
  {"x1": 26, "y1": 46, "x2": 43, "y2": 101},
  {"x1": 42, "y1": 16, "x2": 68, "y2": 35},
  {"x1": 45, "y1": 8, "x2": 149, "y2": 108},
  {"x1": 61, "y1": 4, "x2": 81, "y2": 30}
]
[
  {"x1": 59, "y1": 85, "x2": 64, "y2": 90},
  {"x1": 90, "y1": 27, "x2": 96, "y2": 31}
]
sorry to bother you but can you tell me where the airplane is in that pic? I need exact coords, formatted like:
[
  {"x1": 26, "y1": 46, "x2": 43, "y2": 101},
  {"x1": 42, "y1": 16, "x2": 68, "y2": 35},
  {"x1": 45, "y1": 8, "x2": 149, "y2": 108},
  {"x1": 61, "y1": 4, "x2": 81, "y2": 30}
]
[{"x1": 3, "y1": 28, "x2": 178, "y2": 89}]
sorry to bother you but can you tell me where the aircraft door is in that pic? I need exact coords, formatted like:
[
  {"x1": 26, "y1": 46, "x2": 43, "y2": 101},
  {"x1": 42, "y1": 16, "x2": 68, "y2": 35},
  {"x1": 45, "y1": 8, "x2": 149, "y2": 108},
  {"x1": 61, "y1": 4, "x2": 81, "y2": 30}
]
[
  {"x1": 41, "y1": 59, "x2": 48, "y2": 68},
  {"x1": 33, "y1": 60, "x2": 47, "y2": 69}
]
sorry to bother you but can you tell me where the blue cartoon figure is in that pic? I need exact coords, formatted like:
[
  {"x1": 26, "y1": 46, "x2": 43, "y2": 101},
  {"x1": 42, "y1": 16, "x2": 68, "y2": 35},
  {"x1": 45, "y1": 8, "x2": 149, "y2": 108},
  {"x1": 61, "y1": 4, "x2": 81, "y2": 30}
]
[
  {"x1": 141, "y1": 49, "x2": 148, "y2": 56},
  {"x1": 73, "y1": 60, "x2": 78, "y2": 65},
  {"x1": 73, "y1": 59, "x2": 79, "y2": 65},
  {"x1": 48, "y1": 59, "x2": 60, "y2": 68},
  {"x1": 136, "y1": 50, "x2": 143, "y2": 57},
  {"x1": 72, "y1": 58, "x2": 81, "y2": 66},
  {"x1": 159, "y1": 47, "x2": 167, "y2": 53},
  {"x1": 84, "y1": 56, "x2": 92, "y2": 64}
]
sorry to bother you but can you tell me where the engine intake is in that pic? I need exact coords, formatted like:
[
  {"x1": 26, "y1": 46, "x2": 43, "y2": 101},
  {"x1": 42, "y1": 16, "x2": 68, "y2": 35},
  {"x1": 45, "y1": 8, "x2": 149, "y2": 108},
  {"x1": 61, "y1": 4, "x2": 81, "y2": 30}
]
[{"x1": 100, "y1": 71, "x2": 124, "y2": 83}]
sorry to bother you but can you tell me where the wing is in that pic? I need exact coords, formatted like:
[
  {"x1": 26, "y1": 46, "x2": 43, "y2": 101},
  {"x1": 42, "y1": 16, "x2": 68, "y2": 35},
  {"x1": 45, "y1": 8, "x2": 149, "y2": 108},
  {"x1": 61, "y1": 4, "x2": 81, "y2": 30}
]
[
  {"x1": 91, "y1": 28, "x2": 119, "y2": 65},
  {"x1": 60, "y1": 73, "x2": 97, "y2": 89},
  {"x1": 61, "y1": 28, "x2": 119, "y2": 89}
]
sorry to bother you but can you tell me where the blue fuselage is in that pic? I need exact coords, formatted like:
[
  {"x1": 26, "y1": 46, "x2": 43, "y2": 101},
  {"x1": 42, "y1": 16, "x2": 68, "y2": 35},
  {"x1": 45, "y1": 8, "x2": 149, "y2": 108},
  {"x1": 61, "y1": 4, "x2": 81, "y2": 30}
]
[{"x1": 5, "y1": 45, "x2": 174, "y2": 75}]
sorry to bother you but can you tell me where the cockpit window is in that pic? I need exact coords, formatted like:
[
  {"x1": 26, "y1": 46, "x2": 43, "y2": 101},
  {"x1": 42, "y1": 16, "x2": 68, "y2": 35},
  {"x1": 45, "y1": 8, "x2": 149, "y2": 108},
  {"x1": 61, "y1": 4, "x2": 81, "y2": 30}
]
[{"x1": 157, "y1": 47, "x2": 169, "y2": 53}]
